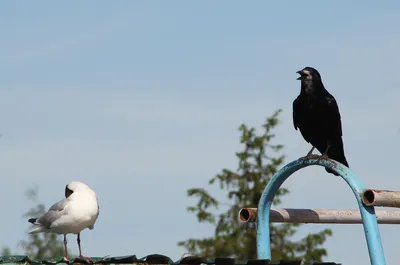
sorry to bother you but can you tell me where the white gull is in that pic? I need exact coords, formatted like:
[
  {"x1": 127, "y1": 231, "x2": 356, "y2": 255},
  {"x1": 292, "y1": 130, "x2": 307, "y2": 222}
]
[{"x1": 28, "y1": 181, "x2": 99, "y2": 261}]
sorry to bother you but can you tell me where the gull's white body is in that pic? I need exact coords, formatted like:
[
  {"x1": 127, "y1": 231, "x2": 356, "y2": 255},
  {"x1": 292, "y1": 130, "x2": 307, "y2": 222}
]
[{"x1": 29, "y1": 181, "x2": 99, "y2": 235}]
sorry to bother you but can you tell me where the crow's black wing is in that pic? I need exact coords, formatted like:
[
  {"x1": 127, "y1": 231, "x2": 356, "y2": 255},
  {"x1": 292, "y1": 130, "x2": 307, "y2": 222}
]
[
  {"x1": 292, "y1": 96, "x2": 312, "y2": 144},
  {"x1": 325, "y1": 95, "x2": 343, "y2": 138},
  {"x1": 292, "y1": 97, "x2": 300, "y2": 130}
]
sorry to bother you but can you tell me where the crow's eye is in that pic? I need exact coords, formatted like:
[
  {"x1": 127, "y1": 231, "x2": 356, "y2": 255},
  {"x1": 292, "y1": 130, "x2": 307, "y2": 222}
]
[{"x1": 306, "y1": 75, "x2": 312, "y2": 80}]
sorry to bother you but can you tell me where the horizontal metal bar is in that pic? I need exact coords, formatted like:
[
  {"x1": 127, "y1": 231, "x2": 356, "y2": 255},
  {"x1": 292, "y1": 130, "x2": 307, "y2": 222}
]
[
  {"x1": 239, "y1": 207, "x2": 400, "y2": 224},
  {"x1": 362, "y1": 189, "x2": 400, "y2": 208}
]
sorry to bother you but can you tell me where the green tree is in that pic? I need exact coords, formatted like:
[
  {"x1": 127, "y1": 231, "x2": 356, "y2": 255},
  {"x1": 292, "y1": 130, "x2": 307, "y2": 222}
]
[
  {"x1": 17, "y1": 185, "x2": 68, "y2": 259},
  {"x1": 1, "y1": 247, "x2": 11, "y2": 256},
  {"x1": 178, "y1": 109, "x2": 332, "y2": 262}
]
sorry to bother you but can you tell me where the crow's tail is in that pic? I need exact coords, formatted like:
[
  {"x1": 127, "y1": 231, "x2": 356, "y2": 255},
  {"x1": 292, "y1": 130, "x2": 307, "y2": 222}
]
[{"x1": 325, "y1": 138, "x2": 349, "y2": 176}]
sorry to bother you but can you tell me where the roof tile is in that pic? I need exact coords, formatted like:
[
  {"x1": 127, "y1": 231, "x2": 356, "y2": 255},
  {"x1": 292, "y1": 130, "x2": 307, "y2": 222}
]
[{"x1": 0, "y1": 255, "x2": 341, "y2": 265}]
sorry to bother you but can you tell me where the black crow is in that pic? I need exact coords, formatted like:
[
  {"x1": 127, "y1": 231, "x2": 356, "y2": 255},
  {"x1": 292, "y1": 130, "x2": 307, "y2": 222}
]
[{"x1": 293, "y1": 66, "x2": 349, "y2": 176}]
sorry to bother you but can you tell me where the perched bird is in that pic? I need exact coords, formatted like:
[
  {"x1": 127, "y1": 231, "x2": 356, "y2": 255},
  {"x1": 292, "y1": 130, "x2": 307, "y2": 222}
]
[
  {"x1": 292, "y1": 66, "x2": 349, "y2": 175},
  {"x1": 28, "y1": 181, "x2": 99, "y2": 261}
]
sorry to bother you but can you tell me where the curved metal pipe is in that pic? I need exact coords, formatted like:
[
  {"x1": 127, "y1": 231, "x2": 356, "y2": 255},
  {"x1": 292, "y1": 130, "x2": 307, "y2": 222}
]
[{"x1": 256, "y1": 154, "x2": 385, "y2": 265}]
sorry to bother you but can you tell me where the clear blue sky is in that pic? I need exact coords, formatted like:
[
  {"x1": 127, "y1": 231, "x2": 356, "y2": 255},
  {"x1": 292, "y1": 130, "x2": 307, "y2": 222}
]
[{"x1": 1, "y1": 1, "x2": 400, "y2": 264}]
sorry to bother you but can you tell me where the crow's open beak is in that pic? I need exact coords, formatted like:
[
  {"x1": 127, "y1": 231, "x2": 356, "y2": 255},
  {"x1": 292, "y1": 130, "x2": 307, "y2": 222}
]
[{"x1": 296, "y1": 70, "x2": 304, "y2": 80}]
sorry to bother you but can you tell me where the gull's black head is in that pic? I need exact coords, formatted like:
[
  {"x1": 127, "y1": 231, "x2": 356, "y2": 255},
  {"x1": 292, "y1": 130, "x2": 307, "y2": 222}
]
[
  {"x1": 296, "y1": 66, "x2": 322, "y2": 81},
  {"x1": 64, "y1": 181, "x2": 90, "y2": 198},
  {"x1": 65, "y1": 184, "x2": 74, "y2": 198}
]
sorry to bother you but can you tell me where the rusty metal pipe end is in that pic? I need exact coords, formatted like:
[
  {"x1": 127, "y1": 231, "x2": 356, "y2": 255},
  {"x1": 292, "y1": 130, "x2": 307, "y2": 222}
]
[
  {"x1": 362, "y1": 189, "x2": 400, "y2": 208},
  {"x1": 362, "y1": 189, "x2": 376, "y2": 206},
  {"x1": 239, "y1": 208, "x2": 257, "y2": 223}
]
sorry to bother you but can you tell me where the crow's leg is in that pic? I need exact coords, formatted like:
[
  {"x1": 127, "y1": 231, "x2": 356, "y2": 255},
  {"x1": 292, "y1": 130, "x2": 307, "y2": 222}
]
[
  {"x1": 322, "y1": 141, "x2": 332, "y2": 157},
  {"x1": 307, "y1": 146, "x2": 315, "y2": 156}
]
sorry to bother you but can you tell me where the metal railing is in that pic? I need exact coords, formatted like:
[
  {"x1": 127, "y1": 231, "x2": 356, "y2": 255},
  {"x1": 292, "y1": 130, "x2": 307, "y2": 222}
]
[
  {"x1": 239, "y1": 208, "x2": 400, "y2": 224},
  {"x1": 241, "y1": 154, "x2": 400, "y2": 265}
]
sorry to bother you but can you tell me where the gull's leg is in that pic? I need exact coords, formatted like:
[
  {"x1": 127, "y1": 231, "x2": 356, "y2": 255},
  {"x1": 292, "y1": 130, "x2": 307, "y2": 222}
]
[
  {"x1": 77, "y1": 233, "x2": 93, "y2": 262},
  {"x1": 307, "y1": 146, "x2": 315, "y2": 156},
  {"x1": 63, "y1": 235, "x2": 69, "y2": 260}
]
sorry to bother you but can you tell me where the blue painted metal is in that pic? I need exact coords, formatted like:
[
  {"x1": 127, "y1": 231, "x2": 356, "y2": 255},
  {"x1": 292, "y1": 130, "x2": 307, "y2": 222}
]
[{"x1": 256, "y1": 155, "x2": 386, "y2": 265}]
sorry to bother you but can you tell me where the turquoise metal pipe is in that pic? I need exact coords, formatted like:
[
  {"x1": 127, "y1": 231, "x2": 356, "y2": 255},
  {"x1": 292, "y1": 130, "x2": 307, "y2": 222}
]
[{"x1": 256, "y1": 155, "x2": 386, "y2": 265}]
